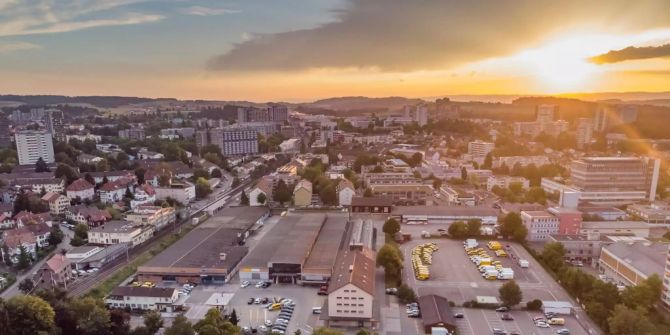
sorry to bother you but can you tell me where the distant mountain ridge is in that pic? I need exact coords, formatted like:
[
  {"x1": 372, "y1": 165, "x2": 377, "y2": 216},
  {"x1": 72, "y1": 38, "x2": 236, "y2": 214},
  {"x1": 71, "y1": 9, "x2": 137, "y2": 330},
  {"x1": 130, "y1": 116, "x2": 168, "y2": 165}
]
[{"x1": 306, "y1": 96, "x2": 424, "y2": 111}]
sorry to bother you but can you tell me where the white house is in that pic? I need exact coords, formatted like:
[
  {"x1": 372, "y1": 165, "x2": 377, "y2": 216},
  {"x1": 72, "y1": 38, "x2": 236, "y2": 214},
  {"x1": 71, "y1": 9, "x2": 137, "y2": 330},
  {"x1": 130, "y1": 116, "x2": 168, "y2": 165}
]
[
  {"x1": 98, "y1": 177, "x2": 135, "y2": 204},
  {"x1": 249, "y1": 177, "x2": 273, "y2": 206},
  {"x1": 130, "y1": 184, "x2": 156, "y2": 209},
  {"x1": 153, "y1": 180, "x2": 195, "y2": 204},
  {"x1": 66, "y1": 178, "x2": 95, "y2": 201},
  {"x1": 87, "y1": 220, "x2": 153, "y2": 246},
  {"x1": 336, "y1": 179, "x2": 356, "y2": 206}
]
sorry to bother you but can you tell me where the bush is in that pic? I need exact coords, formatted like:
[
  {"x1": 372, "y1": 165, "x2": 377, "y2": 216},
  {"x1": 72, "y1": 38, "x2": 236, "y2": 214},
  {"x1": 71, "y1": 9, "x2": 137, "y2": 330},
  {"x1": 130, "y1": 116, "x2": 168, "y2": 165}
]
[
  {"x1": 526, "y1": 299, "x2": 542, "y2": 311},
  {"x1": 397, "y1": 284, "x2": 417, "y2": 304}
]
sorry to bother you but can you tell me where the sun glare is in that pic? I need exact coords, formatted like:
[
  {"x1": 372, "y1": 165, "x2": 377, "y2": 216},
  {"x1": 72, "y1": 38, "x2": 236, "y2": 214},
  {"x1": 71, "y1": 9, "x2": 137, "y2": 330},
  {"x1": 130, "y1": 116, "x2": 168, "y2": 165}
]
[{"x1": 514, "y1": 44, "x2": 599, "y2": 91}]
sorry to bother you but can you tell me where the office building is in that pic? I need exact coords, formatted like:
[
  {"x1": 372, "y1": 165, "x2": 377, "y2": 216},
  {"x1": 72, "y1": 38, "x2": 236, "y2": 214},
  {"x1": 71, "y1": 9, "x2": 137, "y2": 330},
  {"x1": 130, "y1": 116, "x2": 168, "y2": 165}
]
[
  {"x1": 536, "y1": 104, "x2": 556, "y2": 132},
  {"x1": 403, "y1": 105, "x2": 428, "y2": 126},
  {"x1": 467, "y1": 140, "x2": 494, "y2": 164},
  {"x1": 570, "y1": 156, "x2": 660, "y2": 201},
  {"x1": 521, "y1": 210, "x2": 559, "y2": 241},
  {"x1": 15, "y1": 130, "x2": 55, "y2": 165}
]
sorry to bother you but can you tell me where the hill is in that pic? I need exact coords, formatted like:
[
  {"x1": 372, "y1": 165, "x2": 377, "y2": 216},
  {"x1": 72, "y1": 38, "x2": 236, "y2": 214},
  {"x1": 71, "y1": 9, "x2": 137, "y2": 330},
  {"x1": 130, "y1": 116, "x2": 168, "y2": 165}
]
[{"x1": 308, "y1": 96, "x2": 424, "y2": 111}]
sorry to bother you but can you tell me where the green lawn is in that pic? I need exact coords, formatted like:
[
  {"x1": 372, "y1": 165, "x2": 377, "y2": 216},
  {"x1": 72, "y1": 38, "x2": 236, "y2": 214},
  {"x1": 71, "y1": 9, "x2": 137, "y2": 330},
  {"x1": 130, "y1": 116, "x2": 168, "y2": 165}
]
[{"x1": 85, "y1": 224, "x2": 195, "y2": 299}]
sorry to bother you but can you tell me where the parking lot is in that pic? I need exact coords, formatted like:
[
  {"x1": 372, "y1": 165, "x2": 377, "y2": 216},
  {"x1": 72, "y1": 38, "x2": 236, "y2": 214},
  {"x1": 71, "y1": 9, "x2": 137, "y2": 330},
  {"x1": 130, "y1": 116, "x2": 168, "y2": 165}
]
[
  {"x1": 397, "y1": 225, "x2": 592, "y2": 335},
  {"x1": 225, "y1": 284, "x2": 325, "y2": 334}
]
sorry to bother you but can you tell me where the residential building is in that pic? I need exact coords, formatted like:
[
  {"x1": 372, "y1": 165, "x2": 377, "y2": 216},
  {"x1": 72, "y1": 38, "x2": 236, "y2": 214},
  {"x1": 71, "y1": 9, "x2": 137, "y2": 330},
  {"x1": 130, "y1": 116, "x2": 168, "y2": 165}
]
[
  {"x1": 576, "y1": 118, "x2": 594, "y2": 149},
  {"x1": 154, "y1": 180, "x2": 195, "y2": 204},
  {"x1": 467, "y1": 140, "x2": 494, "y2": 164},
  {"x1": 65, "y1": 205, "x2": 112, "y2": 227},
  {"x1": 521, "y1": 210, "x2": 559, "y2": 241},
  {"x1": 579, "y1": 221, "x2": 651, "y2": 240},
  {"x1": 42, "y1": 109, "x2": 65, "y2": 142},
  {"x1": 118, "y1": 127, "x2": 146, "y2": 140},
  {"x1": 337, "y1": 179, "x2": 356, "y2": 206},
  {"x1": 98, "y1": 177, "x2": 135, "y2": 203},
  {"x1": 280, "y1": 138, "x2": 301, "y2": 153},
  {"x1": 248, "y1": 177, "x2": 273, "y2": 206},
  {"x1": 599, "y1": 241, "x2": 667, "y2": 287},
  {"x1": 66, "y1": 178, "x2": 95, "y2": 201},
  {"x1": 88, "y1": 220, "x2": 153, "y2": 246},
  {"x1": 199, "y1": 127, "x2": 259, "y2": 156},
  {"x1": 548, "y1": 234, "x2": 602, "y2": 266},
  {"x1": 41, "y1": 192, "x2": 70, "y2": 215},
  {"x1": 15, "y1": 130, "x2": 55, "y2": 165},
  {"x1": 0, "y1": 114, "x2": 11, "y2": 148},
  {"x1": 77, "y1": 153, "x2": 103, "y2": 165},
  {"x1": 594, "y1": 105, "x2": 638, "y2": 132},
  {"x1": 369, "y1": 183, "x2": 432, "y2": 205},
  {"x1": 37, "y1": 254, "x2": 72, "y2": 288},
  {"x1": 13, "y1": 177, "x2": 65, "y2": 193},
  {"x1": 493, "y1": 156, "x2": 550, "y2": 169},
  {"x1": 547, "y1": 207, "x2": 583, "y2": 235},
  {"x1": 105, "y1": 287, "x2": 179, "y2": 312},
  {"x1": 1, "y1": 229, "x2": 37, "y2": 263},
  {"x1": 130, "y1": 184, "x2": 156, "y2": 209},
  {"x1": 125, "y1": 206, "x2": 176, "y2": 231},
  {"x1": 293, "y1": 180, "x2": 313, "y2": 207},
  {"x1": 486, "y1": 176, "x2": 530, "y2": 191},
  {"x1": 663, "y1": 246, "x2": 670, "y2": 311},
  {"x1": 326, "y1": 249, "x2": 376, "y2": 328}
]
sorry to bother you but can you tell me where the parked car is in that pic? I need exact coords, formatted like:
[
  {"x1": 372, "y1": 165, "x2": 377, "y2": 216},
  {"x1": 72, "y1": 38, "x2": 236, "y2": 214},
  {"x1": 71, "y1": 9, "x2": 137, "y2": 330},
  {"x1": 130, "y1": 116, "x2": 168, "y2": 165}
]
[
  {"x1": 556, "y1": 329, "x2": 570, "y2": 335},
  {"x1": 247, "y1": 298, "x2": 254, "y2": 305},
  {"x1": 501, "y1": 313, "x2": 514, "y2": 321},
  {"x1": 495, "y1": 307, "x2": 509, "y2": 312},
  {"x1": 385, "y1": 288, "x2": 398, "y2": 295},
  {"x1": 453, "y1": 313, "x2": 464, "y2": 318},
  {"x1": 240, "y1": 281, "x2": 250, "y2": 288}
]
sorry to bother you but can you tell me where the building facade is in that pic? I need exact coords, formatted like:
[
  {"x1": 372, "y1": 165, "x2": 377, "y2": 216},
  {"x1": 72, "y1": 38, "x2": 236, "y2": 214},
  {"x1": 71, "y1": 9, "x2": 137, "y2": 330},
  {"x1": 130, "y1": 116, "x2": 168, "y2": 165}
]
[
  {"x1": 15, "y1": 130, "x2": 55, "y2": 165},
  {"x1": 521, "y1": 210, "x2": 559, "y2": 241}
]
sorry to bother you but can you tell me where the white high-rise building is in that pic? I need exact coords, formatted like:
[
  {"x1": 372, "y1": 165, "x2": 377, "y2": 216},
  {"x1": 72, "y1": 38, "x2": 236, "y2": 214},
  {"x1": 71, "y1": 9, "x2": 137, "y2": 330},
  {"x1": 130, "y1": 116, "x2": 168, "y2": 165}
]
[
  {"x1": 662, "y1": 245, "x2": 670, "y2": 311},
  {"x1": 536, "y1": 104, "x2": 556, "y2": 132},
  {"x1": 576, "y1": 118, "x2": 594, "y2": 149},
  {"x1": 414, "y1": 105, "x2": 428, "y2": 126},
  {"x1": 15, "y1": 130, "x2": 55, "y2": 165}
]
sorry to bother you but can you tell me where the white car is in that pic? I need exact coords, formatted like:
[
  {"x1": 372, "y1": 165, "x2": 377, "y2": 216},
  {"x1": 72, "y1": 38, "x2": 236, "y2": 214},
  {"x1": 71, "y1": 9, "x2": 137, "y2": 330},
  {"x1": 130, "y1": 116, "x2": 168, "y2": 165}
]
[
  {"x1": 240, "y1": 281, "x2": 250, "y2": 288},
  {"x1": 536, "y1": 321, "x2": 550, "y2": 328},
  {"x1": 255, "y1": 281, "x2": 265, "y2": 288}
]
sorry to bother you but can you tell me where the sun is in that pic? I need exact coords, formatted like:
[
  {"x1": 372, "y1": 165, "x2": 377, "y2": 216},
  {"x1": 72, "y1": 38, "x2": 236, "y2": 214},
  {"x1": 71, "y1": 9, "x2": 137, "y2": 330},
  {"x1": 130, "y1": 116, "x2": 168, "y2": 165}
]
[{"x1": 512, "y1": 38, "x2": 601, "y2": 92}]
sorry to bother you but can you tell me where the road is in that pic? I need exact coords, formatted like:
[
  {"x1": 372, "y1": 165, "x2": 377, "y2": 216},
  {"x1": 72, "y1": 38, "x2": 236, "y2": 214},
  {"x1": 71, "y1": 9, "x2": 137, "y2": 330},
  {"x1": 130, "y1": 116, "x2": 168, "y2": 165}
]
[
  {"x1": 1, "y1": 226, "x2": 74, "y2": 298},
  {"x1": 65, "y1": 176, "x2": 255, "y2": 297}
]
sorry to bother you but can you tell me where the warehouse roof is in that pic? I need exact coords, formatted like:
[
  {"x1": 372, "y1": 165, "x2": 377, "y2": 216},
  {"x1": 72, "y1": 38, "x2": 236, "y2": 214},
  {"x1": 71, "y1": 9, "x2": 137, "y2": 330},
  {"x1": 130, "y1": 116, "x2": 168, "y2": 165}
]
[
  {"x1": 602, "y1": 242, "x2": 668, "y2": 278},
  {"x1": 392, "y1": 205, "x2": 498, "y2": 217},
  {"x1": 303, "y1": 213, "x2": 348, "y2": 274}
]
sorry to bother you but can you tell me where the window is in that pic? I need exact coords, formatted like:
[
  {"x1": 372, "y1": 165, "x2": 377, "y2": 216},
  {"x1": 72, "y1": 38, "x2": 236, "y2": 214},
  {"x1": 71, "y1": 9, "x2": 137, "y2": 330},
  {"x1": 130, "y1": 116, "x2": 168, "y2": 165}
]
[{"x1": 337, "y1": 303, "x2": 342, "y2": 306}]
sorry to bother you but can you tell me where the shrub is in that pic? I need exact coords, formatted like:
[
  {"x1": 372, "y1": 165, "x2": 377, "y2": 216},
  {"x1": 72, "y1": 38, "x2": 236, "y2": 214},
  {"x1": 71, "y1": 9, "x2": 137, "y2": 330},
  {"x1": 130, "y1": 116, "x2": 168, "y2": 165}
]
[{"x1": 526, "y1": 299, "x2": 542, "y2": 311}]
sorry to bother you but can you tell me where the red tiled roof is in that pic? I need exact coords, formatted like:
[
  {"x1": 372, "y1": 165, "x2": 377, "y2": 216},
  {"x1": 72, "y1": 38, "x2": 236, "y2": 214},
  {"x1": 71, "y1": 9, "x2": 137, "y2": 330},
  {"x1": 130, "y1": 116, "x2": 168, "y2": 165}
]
[
  {"x1": 46, "y1": 254, "x2": 71, "y2": 272},
  {"x1": 67, "y1": 178, "x2": 94, "y2": 192},
  {"x1": 100, "y1": 176, "x2": 135, "y2": 192}
]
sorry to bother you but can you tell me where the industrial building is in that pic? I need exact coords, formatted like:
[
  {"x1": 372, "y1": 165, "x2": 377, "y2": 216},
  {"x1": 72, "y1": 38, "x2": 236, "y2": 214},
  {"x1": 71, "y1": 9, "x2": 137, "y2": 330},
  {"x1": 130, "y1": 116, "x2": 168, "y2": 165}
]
[
  {"x1": 137, "y1": 207, "x2": 268, "y2": 285},
  {"x1": 239, "y1": 212, "x2": 349, "y2": 284},
  {"x1": 598, "y1": 241, "x2": 668, "y2": 287},
  {"x1": 391, "y1": 206, "x2": 498, "y2": 225}
]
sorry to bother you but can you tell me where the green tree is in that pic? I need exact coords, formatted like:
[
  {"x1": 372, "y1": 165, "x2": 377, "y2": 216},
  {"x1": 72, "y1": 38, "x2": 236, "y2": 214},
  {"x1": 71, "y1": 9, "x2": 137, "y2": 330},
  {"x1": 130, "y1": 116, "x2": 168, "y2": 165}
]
[
  {"x1": 211, "y1": 169, "x2": 222, "y2": 178},
  {"x1": 482, "y1": 153, "x2": 493, "y2": 169},
  {"x1": 255, "y1": 192, "x2": 268, "y2": 207},
  {"x1": 461, "y1": 167, "x2": 468, "y2": 181},
  {"x1": 397, "y1": 284, "x2": 417, "y2": 304},
  {"x1": 448, "y1": 221, "x2": 468, "y2": 238},
  {"x1": 35, "y1": 157, "x2": 50, "y2": 172},
  {"x1": 48, "y1": 225, "x2": 64, "y2": 246},
  {"x1": 70, "y1": 297, "x2": 112, "y2": 335},
  {"x1": 541, "y1": 242, "x2": 566, "y2": 273},
  {"x1": 498, "y1": 212, "x2": 524, "y2": 240},
  {"x1": 143, "y1": 310, "x2": 164, "y2": 334},
  {"x1": 193, "y1": 308, "x2": 239, "y2": 335},
  {"x1": 621, "y1": 274, "x2": 662, "y2": 312},
  {"x1": 193, "y1": 168, "x2": 210, "y2": 180},
  {"x1": 319, "y1": 183, "x2": 337, "y2": 205},
  {"x1": 499, "y1": 280, "x2": 522, "y2": 307},
  {"x1": 2, "y1": 244, "x2": 12, "y2": 266},
  {"x1": 526, "y1": 299, "x2": 542, "y2": 311},
  {"x1": 363, "y1": 188, "x2": 373, "y2": 197},
  {"x1": 240, "y1": 192, "x2": 250, "y2": 205},
  {"x1": 607, "y1": 304, "x2": 654, "y2": 335},
  {"x1": 376, "y1": 243, "x2": 403, "y2": 285},
  {"x1": 272, "y1": 179, "x2": 292, "y2": 206},
  {"x1": 382, "y1": 218, "x2": 400, "y2": 235},
  {"x1": 228, "y1": 309, "x2": 239, "y2": 326},
  {"x1": 55, "y1": 164, "x2": 79, "y2": 184},
  {"x1": 164, "y1": 315, "x2": 194, "y2": 335},
  {"x1": 109, "y1": 309, "x2": 131, "y2": 335},
  {"x1": 16, "y1": 245, "x2": 31, "y2": 269},
  {"x1": 74, "y1": 223, "x2": 89, "y2": 240},
  {"x1": 195, "y1": 177, "x2": 212, "y2": 199},
  {"x1": 18, "y1": 278, "x2": 34, "y2": 294},
  {"x1": 466, "y1": 219, "x2": 482, "y2": 236},
  {"x1": 231, "y1": 177, "x2": 241, "y2": 188},
  {"x1": 6, "y1": 295, "x2": 56, "y2": 335},
  {"x1": 312, "y1": 328, "x2": 345, "y2": 335}
]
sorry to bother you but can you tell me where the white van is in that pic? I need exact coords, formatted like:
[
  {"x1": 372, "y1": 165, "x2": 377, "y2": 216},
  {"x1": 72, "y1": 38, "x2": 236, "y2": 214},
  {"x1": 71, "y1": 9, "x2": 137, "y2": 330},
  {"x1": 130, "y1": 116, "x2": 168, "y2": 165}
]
[{"x1": 312, "y1": 307, "x2": 322, "y2": 314}]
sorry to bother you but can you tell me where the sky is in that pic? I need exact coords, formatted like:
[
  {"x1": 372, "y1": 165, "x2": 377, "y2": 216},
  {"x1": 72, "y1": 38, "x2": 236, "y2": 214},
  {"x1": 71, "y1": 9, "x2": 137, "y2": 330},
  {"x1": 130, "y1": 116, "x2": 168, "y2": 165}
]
[{"x1": 0, "y1": 0, "x2": 669, "y2": 102}]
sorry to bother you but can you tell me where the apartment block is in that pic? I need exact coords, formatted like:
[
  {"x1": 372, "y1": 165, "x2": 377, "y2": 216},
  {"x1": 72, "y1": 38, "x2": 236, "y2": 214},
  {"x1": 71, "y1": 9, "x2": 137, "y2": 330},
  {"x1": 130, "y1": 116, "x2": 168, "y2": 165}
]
[
  {"x1": 521, "y1": 210, "x2": 559, "y2": 241},
  {"x1": 15, "y1": 130, "x2": 55, "y2": 165}
]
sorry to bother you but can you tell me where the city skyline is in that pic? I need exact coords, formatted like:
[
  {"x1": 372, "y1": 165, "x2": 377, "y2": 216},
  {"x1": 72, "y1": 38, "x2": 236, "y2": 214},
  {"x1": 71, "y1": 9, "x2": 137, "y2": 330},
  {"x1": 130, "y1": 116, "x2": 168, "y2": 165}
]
[{"x1": 0, "y1": 0, "x2": 669, "y2": 101}]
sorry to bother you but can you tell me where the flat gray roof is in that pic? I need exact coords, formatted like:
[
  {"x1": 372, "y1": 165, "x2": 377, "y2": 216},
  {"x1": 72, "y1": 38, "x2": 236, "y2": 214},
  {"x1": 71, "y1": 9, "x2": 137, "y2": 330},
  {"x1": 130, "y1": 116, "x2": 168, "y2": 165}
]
[
  {"x1": 198, "y1": 207, "x2": 268, "y2": 230},
  {"x1": 602, "y1": 242, "x2": 669, "y2": 277},
  {"x1": 581, "y1": 221, "x2": 651, "y2": 229},
  {"x1": 392, "y1": 205, "x2": 498, "y2": 216},
  {"x1": 303, "y1": 213, "x2": 348, "y2": 274}
]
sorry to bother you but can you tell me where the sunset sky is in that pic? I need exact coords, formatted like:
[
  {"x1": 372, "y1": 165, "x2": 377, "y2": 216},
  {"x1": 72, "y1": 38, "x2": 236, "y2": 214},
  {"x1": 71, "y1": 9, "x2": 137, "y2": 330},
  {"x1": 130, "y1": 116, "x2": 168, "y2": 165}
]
[{"x1": 1, "y1": 0, "x2": 670, "y2": 102}]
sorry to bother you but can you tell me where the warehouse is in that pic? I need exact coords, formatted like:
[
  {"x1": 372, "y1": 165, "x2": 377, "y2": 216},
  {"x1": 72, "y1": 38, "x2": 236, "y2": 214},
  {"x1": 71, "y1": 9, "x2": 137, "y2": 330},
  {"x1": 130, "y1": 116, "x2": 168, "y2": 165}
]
[
  {"x1": 239, "y1": 211, "x2": 349, "y2": 284},
  {"x1": 137, "y1": 207, "x2": 268, "y2": 285},
  {"x1": 391, "y1": 205, "x2": 499, "y2": 225}
]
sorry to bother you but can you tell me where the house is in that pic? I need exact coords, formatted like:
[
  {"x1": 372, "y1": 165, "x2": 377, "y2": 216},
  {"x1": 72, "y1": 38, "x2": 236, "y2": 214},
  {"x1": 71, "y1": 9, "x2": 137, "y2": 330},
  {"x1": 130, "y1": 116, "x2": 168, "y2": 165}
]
[
  {"x1": 125, "y1": 206, "x2": 176, "y2": 231},
  {"x1": 65, "y1": 205, "x2": 111, "y2": 227},
  {"x1": 153, "y1": 179, "x2": 195, "y2": 204},
  {"x1": 136, "y1": 149, "x2": 164, "y2": 160},
  {"x1": 98, "y1": 177, "x2": 135, "y2": 203},
  {"x1": 249, "y1": 177, "x2": 273, "y2": 206},
  {"x1": 337, "y1": 179, "x2": 356, "y2": 206},
  {"x1": 77, "y1": 153, "x2": 104, "y2": 165},
  {"x1": 293, "y1": 180, "x2": 313, "y2": 207},
  {"x1": 13, "y1": 211, "x2": 52, "y2": 228},
  {"x1": 89, "y1": 171, "x2": 135, "y2": 185},
  {"x1": 326, "y1": 249, "x2": 376, "y2": 328},
  {"x1": 66, "y1": 178, "x2": 95, "y2": 201},
  {"x1": 36, "y1": 254, "x2": 73, "y2": 288},
  {"x1": 1, "y1": 229, "x2": 37, "y2": 264},
  {"x1": 87, "y1": 220, "x2": 153, "y2": 246},
  {"x1": 130, "y1": 184, "x2": 156, "y2": 209},
  {"x1": 105, "y1": 287, "x2": 178, "y2": 312},
  {"x1": 0, "y1": 213, "x2": 15, "y2": 230},
  {"x1": 42, "y1": 192, "x2": 70, "y2": 215},
  {"x1": 13, "y1": 178, "x2": 65, "y2": 193}
]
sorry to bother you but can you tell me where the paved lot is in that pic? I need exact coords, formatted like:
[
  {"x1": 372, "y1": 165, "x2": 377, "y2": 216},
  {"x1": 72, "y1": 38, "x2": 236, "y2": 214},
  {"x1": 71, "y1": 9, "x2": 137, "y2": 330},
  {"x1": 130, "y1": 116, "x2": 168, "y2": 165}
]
[
  {"x1": 227, "y1": 284, "x2": 324, "y2": 334},
  {"x1": 397, "y1": 226, "x2": 595, "y2": 335}
]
